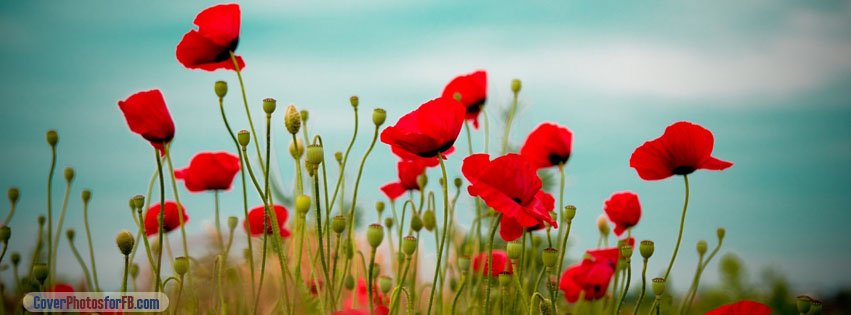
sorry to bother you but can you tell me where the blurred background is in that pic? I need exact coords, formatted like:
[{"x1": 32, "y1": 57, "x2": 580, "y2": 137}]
[{"x1": 1, "y1": 0, "x2": 850, "y2": 311}]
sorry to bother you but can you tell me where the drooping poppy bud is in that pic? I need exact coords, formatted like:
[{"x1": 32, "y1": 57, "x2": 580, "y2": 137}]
[
  {"x1": 0, "y1": 226, "x2": 10, "y2": 242},
  {"x1": 378, "y1": 276, "x2": 392, "y2": 294},
  {"x1": 422, "y1": 210, "x2": 436, "y2": 231},
  {"x1": 65, "y1": 229, "x2": 75, "y2": 241},
  {"x1": 717, "y1": 227, "x2": 726, "y2": 241},
  {"x1": 367, "y1": 224, "x2": 384, "y2": 248},
  {"x1": 410, "y1": 215, "x2": 423, "y2": 232},
  {"x1": 116, "y1": 230, "x2": 134, "y2": 255},
  {"x1": 344, "y1": 275, "x2": 355, "y2": 290},
  {"x1": 214, "y1": 81, "x2": 228, "y2": 98}
]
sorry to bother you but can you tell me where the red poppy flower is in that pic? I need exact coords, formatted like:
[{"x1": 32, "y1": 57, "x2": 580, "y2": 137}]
[
  {"x1": 175, "y1": 152, "x2": 241, "y2": 192},
  {"x1": 603, "y1": 191, "x2": 641, "y2": 236},
  {"x1": 630, "y1": 121, "x2": 733, "y2": 180},
  {"x1": 519, "y1": 122, "x2": 573, "y2": 169},
  {"x1": 380, "y1": 97, "x2": 465, "y2": 158},
  {"x1": 144, "y1": 202, "x2": 189, "y2": 237},
  {"x1": 343, "y1": 278, "x2": 388, "y2": 310},
  {"x1": 390, "y1": 144, "x2": 455, "y2": 167},
  {"x1": 48, "y1": 283, "x2": 74, "y2": 292},
  {"x1": 307, "y1": 278, "x2": 323, "y2": 296},
  {"x1": 243, "y1": 204, "x2": 290, "y2": 238},
  {"x1": 176, "y1": 4, "x2": 245, "y2": 71},
  {"x1": 472, "y1": 250, "x2": 513, "y2": 277},
  {"x1": 118, "y1": 90, "x2": 175, "y2": 153},
  {"x1": 559, "y1": 257, "x2": 615, "y2": 302},
  {"x1": 441, "y1": 70, "x2": 487, "y2": 128},
  {"x1": 380, "y1": 160, "x2": 428, "y2": 200},
  {"x1": 334, "y1": 306, "x2": 389, "y2": 315},
  {"x1": 462, "y1": 153, "x2": 556, "y2": 241},
  {"x1": 706, "y1": 300, "x2": 771, "y2": 315}
]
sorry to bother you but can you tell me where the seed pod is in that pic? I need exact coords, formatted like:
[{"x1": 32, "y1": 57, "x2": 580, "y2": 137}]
[
  {"x1": 306, "y1": 144, "x2": 324, "y2": 165},
  {"x1": 457, "y1": 256, "x2": 471, "y2": 271},
  {"x1": 652, "y1": 278, "x2": 666, "y2": 296},
  {"x1": 498, "y1": 272, "x2": 511, "y2": 287},
  {"x1": 262, "y1": 98, "x2": 277, "y2": 114},
  {"x1": 349, "y1": 96, "x2": 359, "y2": 108},
  {"x1": 640, "y1": 240, "x2": 655, "y2": 259},
  {"x1": 33, "y1": 264, "x2": 49, "y2": 282},
  {"x1": 453, "y1": 178, "x2": 462, "y2": 188},
  {"x1": 378, "y1": 276, "x2": 392, "y2": 294},
  {"x1": 542, "y1": 248, "x2": 558, "y2": 268},
  {"x1": 372, "y1": 108, "x2": 386, "y2": 126},
  {"x1": 116, "y1": 230, "x2": 134, "y2": 255},
  {"x1": 295, "y1": 195, "x2": 311, "y2": 215},
  {"x1": 81, "y1": 190, "x2": 91, "y2": 202},
  {"x1": 133, "y1": 195, "x2": 145, "y2": 209},
  {"x1": 506, "y1": 240, "x2": 522, "y2": 260},
  {"x1": 564, "y1": 205, "x2": 576, "y2": 222},
  {"x1": 402, "y1": 236, "x2": 418, "y2": 256},
  {"x1": 228, "y1": 216, "x2": 238, "y2": 230},
  {"x1": 237, "y1": 130, "x2": 251, "y2": 147},
  {"x1": 796, "y1": 296, "x2": 812, "y2": 314},
  {"x1": 214, "y1": 81, "x2": 228, "y2": 98},
  {"x1": 621, "y1": 245, "x2": 633, "y2": 258},
  {"x1": 46, "y1": 130, "x2": 58, "y2": 146},
  {"x1": 332, "y1": 216, "x2": 346, "y2": 234},
  {"x1": 367, "y1": 224, "x2": 384, "y2": 248}
]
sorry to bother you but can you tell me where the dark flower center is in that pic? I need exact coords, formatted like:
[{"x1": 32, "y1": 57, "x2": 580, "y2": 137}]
[
  {"x1": 466, "y1": 98, "x2": 486, "y2": 113},
  {"x1": 672, "y1": 166, "x2": 696, "y2": 175},
  {"x1": 547, "y1": 153, "x2": 570, "y2": 166},
  {"x1": 212, "y1": 38, "x2": 240, "y2": 63},
  {"x1": 512, "y1": 198, "x2": 523, "y2": 204},
  {"x1": 416, "y1": 139, "x2": 457, "y2": 158}
]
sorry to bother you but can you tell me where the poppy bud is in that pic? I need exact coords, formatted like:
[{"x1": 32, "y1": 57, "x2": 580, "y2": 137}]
[
  {"x1": 214, "y1": 81, "x2": 228, "y2": 98},
  {"x1": 332, "y1": 216, "x2": 346, "y2": 234},
  {"x1": 300, "y1": 110, "x2": 309, "y2": 123},
  {"x1": 810, "y1": 300, "x2": 822, "y2": 315},
  {"x1": 173, "y1": 256, "x2": 189, "y2": 276},
  {"x1": 285, "y1": 105, "x2": 301, "y2": 134},
  {"x1": 417, "y1": 173, "x2": 428, "y2": 189},
  {"x1": 717, "y1": 227, "x2": 726, "y2": 241},
  {"x1": 532, "y1": 235, "x2": 542, "y2": 248},
  {"x1": 402, "y1": 235, "x2": 418, "y2": 256},
  {"x1": 621, "y1": 245, "x2": 633, "y2": 258},
  {"x1": 46, "y1": 130, "x2": 59, "y2": 146},
  {"x1": 350, "y1": 96, "x2": 359, "y2": 108},
  {"x1": 797, "y1": 296, "x2": 812, "y2": 314},
  {"x1": 372, "y1": 108, "x2": 387, "y2": 126},
  {"x1": 640, "y1": 240, "x2": 655, "y2": 259},
  {"x1": 597, "y1": 215, "x2": 610, "y2": 236},
  {"x1": 344, "y1": 275, "x2": 355, "y2": 290},
  {"x1": 304, "y1": 145, "x2": 324, "y2": 166},
  {"x1": 511, "y1": 79, "x2": 522, "y2": 93},
  {"x1": 498, "y1": 272, "x2": 511, "y2": 287},
  {"x1": 129, "y1": 263, "x2": 139, "y2": 279},
  {"x1": 81, "y1": 190, "x2": 91, "y2": 203},
  {"x1": 64, "y1": 167, "x2": 75, "y2": 183},
  {"x1": 379, "y1": 275, "x2": 392, "y2": 294},
  {"x1": 384, "y1": 217, "x2": 393, "y2": 229},
  {"x1": 410, "y1": 214, "x2": 423, "y2": 232},
  {"x1": 542, "y1": 248, "x2": 558, "y2": 268},
  {"x1": 238, "y1": 130, "x2": 251, "y2": 147},
  {"x1": 651, "y1": 278, "x2": 665, "y2": 296},
  {"x1": 33, "y1": 264, "x2": 49, "y2": 282},
  {"x1": 128, "y1": 197, "x2": 135, "y2": 209},
  {"x1": 262, "y1": 98, "x2": 277, "y2": 114},
  {"x1": 539, "y1": 298, "x2": 554, "y2": 315},
  {"x1": 564, "y1": 205, "x2": 576, "y2": 222},
  {"x1": 0, "y1": 226, "x2": 10, "y2": 242},
  {"x1": 116, "y1": 230, "x2": 134, "y2": 255},
  {"x1": 38, "y1": 215, "x2": 45, "y2": 226},
  {"x1": 228, "y1": 216, "x2": 238, "y2": 230},
  {"x1": 696, "y1": 240, "x2": 708, "y2": 255},
  {"x1": 289, "y1": 138, "x2": 304, "y2": 159},
  {"x1": 422, "y1": 210, "x2": 436, "y2": 231},
  {"x1": 367, "y1": 224, "x2": 384, "y2": 248},
  {"x1": 11, "y1": 252, "x2": 20, "y2": 266},
  {"x1": 453, "y1": 178, "x2": 462, "y2": 188},
  {"x1": 506, "y1": 240, "x2": 522, "y2": 260},
  {"x1": 8, "y1": 187, "x2": 19, "y2": 204},
  {"x1": 295, "y1": 195, "x2": 311, "y2": 216},
  {"x1": 457, "y1": 256, "x2": 470, "y2": 271},
  {"x1": 334, "y1": 151, "x2": 343, "y2": 163},
  {"x1": 65, "y1": 229, "x2": 75, "y2": 241},
  {"x1": 375, "y1": 201, "x2": 385, "y2": 215}
]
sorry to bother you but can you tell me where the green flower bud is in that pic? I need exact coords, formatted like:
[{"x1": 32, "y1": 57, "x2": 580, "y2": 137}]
[
  {"x1": 457, "y1": 256, "x2": 471, "y2": 271},
  {"x1": 295, "y1": 195, "x2": 311, "y2": 215},
  {"x1": 423, "y1": 210, "x2": 436, "y2": 231},
  {"x1": 332, "y1": 216, "x2": 346, "y2": 234},
  {"x1": 453, "y1": 178, "x2": 462, "y2": 188},
  {"x1": 81, "y1": 189, "x2": 91, "y2": 203},
  {"x1": 564, "y1": 205, "x2": 576, "y2": 222},
  {"x1": 372, "y1": 108, "x2": 386, "y2": 126},
  {"x1": 228, "y1": 216, "x2": 238, "y2": 230},
  {"x1": 46, "y1": 130, "x2": 59, "y2": 146},
  {"x1": 402, "y1": 235, "x2": 418, "y2": 256},
  {"x1": 133, "y1": 195, "x2": 145, "y2": 210},
  {"x1": 498, "y1": 272, "x2": 512, "y2": 287},
  {"x1": 384, "y1": 217, "x2": 394, "y2": 229},
  {"x1": 717, "y1": 227, "x2": 726, "y2": 241},
  {"x1": 797, "y1": 296, "x2": 812, "y2": 314},
  {"x1": 696, "y1": 240, "x2": 708, "y2": 255},
  {"x1": 173, "y1": 256, "x2": 189, "y2": 276},
  {"x1": 511, "y1": 79, "x2": 522, "y2": 93},
  {"x1": 350, "y1": 96, "x2": 359, "y2": 108},
  {"x1": 334, "y1": 151, "x2": 343, "y2": 163},
  {"x1": 597, "y1": 215, "x2": 610, "y2": 236},
  {"x1": 65, "y1": 229, "x2": 75, "y2": 241},
  {"x1": 306, "y1": 144, "x2": 324, "y2": 165},
  {"x1": 542, "y1": 248, "x2": 558, "y2": 268},
  {"x1": 262, "y1": 98, "x2": 277, "y2": 114},
  {"x1": 344, "y1": 275, "x2": 355, "y2": 290},
  {"x1": 237, "y1": 130, "x2": 251, "y2": 147},
  {"x1": 809, "y1": 300, "x2": 822, "y2": 315},
  {"x1": 64, "y1": 167, "x2": 75, "y2": 182},
  {"x1": 539, "y1": 298, "x2": 554, "y2": 315},
  {"x1": 374, "y1": 201, "x2": 385, "y2": 215},
  {"x1": 289, "y1": 138, "x2": 304, "y2": 159},
  {"x1": 378, "y1": 275, "x2": 392, "y2": 294},
  {"x1": 367, "y1": 224, "x2": 384, "y2": 248},
  {"x1": 116, "y1": 230, "x2": 134, "y2": 255},
  {"x1": 129, "y1": 263, "x2": 139, "y2": 278},
  {"x1": 652, "y1": 278, "x2": 665, "y2": 296},
  {"x1": 214, "y1": 81, "x2": 228, "y2": 98},
  {"x1": 620, "y1": 245, "x2": 633, "y2": 258},
  {"x1": 11, "y1": 252, "x2": 21, "y2": 265},
  {"x1": 0, "y1": 226, "x2": 10, "y2": 242},
  {"x1": 410, "y1": 214, "x2": 423, "y2": 232},
  {"x1": 300, "y1": 109, "x2": 309, "y2": 123},
  {"x1": 640, "y1": 240, "x2": 655, "y2": 259},
  {"x1": 506, "y1": 241, "x2": 522, "y2": 260},
  {"x1": 417, "y1": 173, "x2": 428, "y2": 189},
  {"x1": 33, "y1": 264, "x2": 49, "y2": 282},
  {"x1": 285, "y1": 104, "x2": 301, "y2": 134},
  {"x1": 38, "y1": 215, "x2": 45, "y2": 226},
  {"x1": 8, "y1": 187, "x2": 19, "y2": 204},
  {"x1": 532, "y1": 235, "x2": 542, "y2": 248}
]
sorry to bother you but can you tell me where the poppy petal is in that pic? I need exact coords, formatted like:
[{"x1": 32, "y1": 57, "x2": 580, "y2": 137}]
[
  {"x1": 380, "y1": 182, "x2": 406, "y2": 200},
  {"x1": 193, "y1": 4, "x2": 240, "y2": 47},
  {"x1": 705, "y1": 300, "x2": 771, "y2": 315}
]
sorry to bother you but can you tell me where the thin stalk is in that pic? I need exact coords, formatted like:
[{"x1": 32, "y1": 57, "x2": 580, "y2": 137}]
[
  {"x1": 2, "y1": 201, "x2": 15, "y2": 226},
  {"x1": 163, "y1": 144, "x2": 191, "y2": 283},
  {"x1": 511, "y1": 262, "x2": 529, "y2": 312},
  {"x1": 229, "y1": 51, "x2": 265, "y2": 174},
  {"x1": 616, "y1": 259, "x2": 632, "y2": 315},
  {"x1": 83, "y1": 197, "x2": 101, "y2": 291},
  {"x1": 121, "y1": 255, "x2": 130, "y2": 294},
  {"x1": 46, "y1": 145, "x2": 55, "y2": 286},
  {"x1": 154, "y1": 147, "x2": 166, "y2": 292},
  {"x1": 678, "y1": 254, "x2": 704, "y2": 315},
  {"x1": 554, "y1": 216, "x2": 574, "y2": 303},
  {"x1": 390, "y1": 257, "x2": 412, "y2": 314},
  {"x1": 173, "y1": 276, "x2": 184, "y2": 315},
  {"x1": 345, "y1": 125, "x2": 379, "y2": 242},
  {"x1": 50, "y1": 175, "x2": 72, "y2": 284},
  {"x1": 483, "y1": 108, "x2": 490, "y2": 153},
  {"x1": 67, "y1": 236, "x2": 93, "y2": 290},
  {"x1": 368, "y1": 248, "x2": 377, "y2": 315},
  {"x1": 632, "y1": 258, "x2": 649, "y2": 315},
  {"x1": 28, "y1": 221, "x2": 44, "y2": 276},
  {"x1": 425, "y1": 155, "x2": 450, "y2": 315},
  {"x1": 484, "y1": 213, "x2": 503, "y2": 314},
  {"x1": 329, "y1": 106, "x2": 358, "y2": 222},
  {"x1": 684, "y1": 239, "x2": 723, "y2": 311},
  {"x1": 501, "y1": 88, "x2": 520, "y2": 155},
  {"x1": 312, "y1": 174, "x2": 332, "y2": 309},
  {"x1": 136, "y1": 208, "x2": 157, "y2": 278},
  {"x1": 451, "y1": 274, "x2": 466, "y2": 315},
  {"x1": 214, "y1": 190, "x2": 224, "y2": 252},
  {"x1": 664, "y1": 175, "x2": 689, "y2": 280},
  {"x1": 291, "y1": 133, "x2": 304, "y2": 196}
]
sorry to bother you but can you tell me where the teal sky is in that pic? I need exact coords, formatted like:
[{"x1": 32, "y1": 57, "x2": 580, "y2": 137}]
[{"x1": 1, "y1": 0, "x2": 850, "y2": 295}]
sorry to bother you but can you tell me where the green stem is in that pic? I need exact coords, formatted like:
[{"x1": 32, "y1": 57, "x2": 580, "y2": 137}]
[
  {"x1": 329, "y1": 106, "x2": 358, "y2": 222},
  {"x1": 368, "y1": 248, "x2": 377, "y2": 315},
  {"x1": 67, "y1": 236, "x2": 93, "y2": 290},
  {"x1": 554, "y1": 217, "x2": 574, "y2": 303},
  {"x1": 253, "y1": 230, "x2": 269, "y2": 314},
  {"x1": 229, "y1": 51, "x2": 265, "y2": 175},
  {"x1": 484, "y1": 213, "x2": 503, "y2": 314},
  {"x1": 632, "y1": 258, "x2": 649, "y2": 315},
  {"x1": 121, "y1": 255, "x2": 129, "y2": 294},
  {"x1": 616, "y1": 259, "x2": 632, "y2": 315},
  {"x1": 664, "y1": 175, "x2": 689, "y2": 280},
  {"x1": 511, "y1": 262, "x2": 529, "y2": 312},
  {"x1": 217, "y1": 255, "x2": 226, "y2": 314},
  {"x1": 678, "y1": 254, "x2": 703, "y2": 315},
  {"x1": 685, "y1": 239, "x2": 723, "y2": 311},
  {"x1": 136, "y1": 208, "x2": 158, "y2": 280},
  {"x1": 464, "y1": 121, "x2": 474, "y2": 155},
  {"x1": 313, "y1": 173, "x2": 332, "y2": 309},
  {"x1": 214, "y1": 190, "x2": 224, "y2": 253},
  {"x1": 483, "y1": 107, "x2": 490, "y2": 154},
  {"x1": 163, "y1": 144, "x2": 191, "y2": 282},
  {"x1": 46, "y1": 145, "x2": 55, "y2": 286},
  {"x1": 426, "y1": 155, "x2": 450, "y2": 315},
  {"x1": 83, "y1": 198, "x2": 101, "y2": 291},
  {"x1": 346, "y1": 124, "x2": 379, "y2": 240},
  {"x1": 154, "y1": 147, "x2": 166, "y2": 292},
  {"x1": 451, "y1": 275, "x2": 466, "y2": 315},
  {"x1": 173, "y1": 275, "x2": 184, "y2": 315},
  {"x1": 51, "y1": 176, "x2": 72, "y2": 285},
  {"x1": 390, "y1": 257, "x2": 412, "y2": 314},
  {"x1": 501, "y1": 89, "x2": 519, "y2": 155},
  {"x1": 292, "y1": 133, "x2": 304, "y2": 196},
  {"x1": 533, "y1": 266, "x2": 546, "y2": 294},
  {"x1": 2, "y1": 202, "x2": 15, "y2": 226},
  {"x1": 28, "y1": 221, "x2": 44, "y2": 276},
  {"x1": 223, "y1": 224, "x2": 236, "y2": 264}
]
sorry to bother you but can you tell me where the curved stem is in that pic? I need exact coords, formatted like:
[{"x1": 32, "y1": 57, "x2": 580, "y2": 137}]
[
  {"x1": 616, "y1": 259, "x2": 632, "y2": 315},
  {"x1": 229, "y1": 51, "x2": 265, "y2": 174},
  {"x1": 83, "y1": 199, "x2": 101, "y2": 291},
  {"x1": 501, "y1": 90, "x2": 519, "y2": 155},
  {"x1": 51, "y1": 176, "x2": 71, "y2": 284},
  {"x1": 451, "y1": 275, "x2": 466, "y2": 315},
  {"x1": 425, "y1": 155, "x2": 450, "y2": 315},
  {"x1": 533, "y1": 266, "x2": 546, "y2": 294},
  {"x1": 664, "y1": 175, "x2": 689, "y2": 280},
  {"x1": 163, "y1": 144, "x2": 191, "y2": 283},
  {"x1": 2, "y1": 202, "x2": 15, "y2": 226},
  {"x1": 632, "y1": 258, "x2": 649, "y2": 315},
  {"x1": 154, "y1": 147, "x2": 166, "y2": 292},
  {"x1": 390, "y1": 257, "x2": 412, "y2": 314},
  {"x1": 313, "y1": 174, "x2": 332, "y2": 309},
  {"x1": 554, "y1": 217, "x2": 574, "y2": 303},
  {"x1": 346, "y1": 125, "x2": 379, "y2": 239},
  {"x1": 136, "y1": 209, "x2": 157, "y2": 279},
  {"x1": 253, "y1": 231, "x2": 269, "y2": 315},
  {"x1": 484, "y1": 213, "x2": 503, "y2": 314},
  {"x1": 329, "y1": 107, "x2": 358, "y2": 218},
  {"x1": 46, "y1": 145, "x2": 55, "y2": 286},
  {"x1": 67, "y1": 237, "x2": 93, "y2": 290},
  {"x1": 172, "y1": 275, "x2": 184, "y2": 315}
]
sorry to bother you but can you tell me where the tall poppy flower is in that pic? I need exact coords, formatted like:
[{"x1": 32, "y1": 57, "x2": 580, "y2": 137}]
[
  {"x1": 471, "y1": 250, "x2": 513, "y2": 277},
  {"x1": 334, "y1": 306, "x2": 389, "y2": 315},
  {"x1": 174, "y1": 152, "x2": 241, "y2": 192},
  {"x1": 441, "y1": 70, "x2": 487, "y2": 128},
  {"x1": 380, "y1": 160, "x2": 427, "y2": 200},
  {"x1": 380, "y1": 97, "x2": 465, "y2": 158},
  {"x1": 48, "y1": 283, "x2": 74, "y2": 292},
  {"x1": 462, "y1": 153, "x2": 556, "y2": 241},
  {"x1": 630, "y1": 121, "x2": 733, "y2": 180},
  {"x1": 603, "y1": 191, "x2": 641, "y2": 236},
  {"x1": 176, "y1": 4, "x2": 245, "y2": 71},
  {"x1": 559, "y1": 257, "x2": 616, "y2": 302},
  {"x1": 118, "y1": 89, "x2": 175, "y2": 153},
  {"x1": 390, "y1": 144, "x2": 455, "y2": 167},
  {"x1": 243, "y1": 204, "x2": 290, "y2": 238},
  {"x1": 144, "y1": 202, "x2": 189, "y2": 237},
  {"x1": 706, "y1": 301, "x2": 771, "y2": 315},
  {"x1": 519, "y1": 122, "x2": 574, "y2": 169}
]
